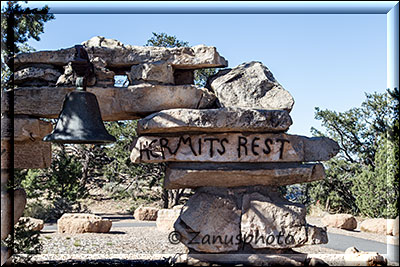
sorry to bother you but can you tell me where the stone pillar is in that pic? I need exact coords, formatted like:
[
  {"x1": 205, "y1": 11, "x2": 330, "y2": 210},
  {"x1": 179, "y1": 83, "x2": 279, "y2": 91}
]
[{"x1": 130, "y1": 105, "x2": 339, "y2": 262}]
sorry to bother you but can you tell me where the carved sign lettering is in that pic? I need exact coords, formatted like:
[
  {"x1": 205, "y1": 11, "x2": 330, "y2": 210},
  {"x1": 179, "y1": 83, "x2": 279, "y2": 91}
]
[{"x1": 130, "y1": 133, "x2": 311, "y2": 163}]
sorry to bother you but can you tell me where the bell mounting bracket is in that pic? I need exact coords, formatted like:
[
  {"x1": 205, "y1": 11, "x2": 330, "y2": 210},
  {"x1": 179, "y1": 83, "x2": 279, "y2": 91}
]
[{"x1": 71, "y1": 45, "x2": 94, "y2": 91}]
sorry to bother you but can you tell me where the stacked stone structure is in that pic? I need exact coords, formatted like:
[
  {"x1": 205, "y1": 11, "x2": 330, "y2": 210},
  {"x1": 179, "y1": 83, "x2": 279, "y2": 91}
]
[
  {"x1": 2, "y1": 37, "x2": 341, "y2": 264},
  {"x1": 130, "y1": 60, "x2": 340, "y2": 258}
]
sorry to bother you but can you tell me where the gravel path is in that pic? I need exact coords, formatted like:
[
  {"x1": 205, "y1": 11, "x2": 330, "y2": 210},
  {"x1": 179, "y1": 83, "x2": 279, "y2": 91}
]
[
  {"x1": 39, "y1": 227, "x2": 187, "y2": 255},
  {"x1": 11, "y1": 215, "x2": 397, "y2": 266}
]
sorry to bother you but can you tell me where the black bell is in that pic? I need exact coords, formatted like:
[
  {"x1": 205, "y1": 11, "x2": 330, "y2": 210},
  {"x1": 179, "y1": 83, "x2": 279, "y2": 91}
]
[
  {"x1": 43, "y1": 91, "x2": 116, "y2": 144},
  {"x1": 43, "y1": 45, "x2": 115, "y2": 144}
]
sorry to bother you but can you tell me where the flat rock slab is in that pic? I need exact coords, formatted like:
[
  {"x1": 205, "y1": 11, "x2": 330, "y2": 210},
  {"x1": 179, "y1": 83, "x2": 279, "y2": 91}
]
[
  {"x1": 208, "y1": 61, "x2": 294, "y2": 112},
  {"x1": 130, "y1": 133, "x2": 339, "y2": 163},
  {"x1": 164, "y1": 162, "x2": 325, "y2": 189},
  {"x1": 137, "y1": 108, "x2": 292, "y2": 135},
  {"x1": 7, "y1": 84, "x2": 215, "y2": 121},
  {"x1": 13, "y1": 36, "x2": 227, "y2": 69}
]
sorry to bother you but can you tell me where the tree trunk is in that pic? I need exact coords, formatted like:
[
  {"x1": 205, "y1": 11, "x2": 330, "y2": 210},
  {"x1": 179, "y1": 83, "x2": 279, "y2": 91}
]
[{"x1": 161, "y1": 188, "x2": 169, "y2": 208}]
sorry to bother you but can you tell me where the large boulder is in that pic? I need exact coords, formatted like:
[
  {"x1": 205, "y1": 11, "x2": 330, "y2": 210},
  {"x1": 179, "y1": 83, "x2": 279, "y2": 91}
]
[
  {"x1": 240, "y1": 189, "x2": 327, "y2": 249},
  {"x1": 321, "y1": 214, "x2": 357, "y2": 230},
  {"x1": 174, "y1": 186, "x2": 327, "y2": 253},
  {"x1": 57, "y1": 213, "x2": 112, "y2": 234},
  {"x1": 208, "y1": 61, "x2": 294, "y2": 112},
  {"x1": 174, "y1": 187, "x2": 242, "y2": 253},
  {"x1": 134, "y1": 206, "x2": 159, "y2": 221}
]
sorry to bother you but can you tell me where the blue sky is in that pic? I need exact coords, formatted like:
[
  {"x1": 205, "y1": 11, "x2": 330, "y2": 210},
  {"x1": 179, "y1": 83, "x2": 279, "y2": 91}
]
[{"x1": 21, "y1": 3, "x2": 388, "y2": 136}]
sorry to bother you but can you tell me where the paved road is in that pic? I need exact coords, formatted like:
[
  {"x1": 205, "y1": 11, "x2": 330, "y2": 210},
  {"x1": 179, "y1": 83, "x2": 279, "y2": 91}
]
[
  {"x1": 323, "y1": 232, "x2": 396, "y2": 254},
  {"x1": 43, "y1": 220, "x2": 155, "y2": 231}
]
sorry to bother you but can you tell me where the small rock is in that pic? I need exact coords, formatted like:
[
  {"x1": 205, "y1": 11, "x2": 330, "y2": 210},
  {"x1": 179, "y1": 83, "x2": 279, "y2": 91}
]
[
  {"x1": 14, "y1": 66, "x2": 61, "y2": 86},
  {"x1": 134, "y1": 206, "x2": 159, "y2": 221},
  {"x1": 130, "y1": 62, "x2": 174, "y2": 84},
  {"x1": 18, "y1": 217, "x2": 44, "y2": 232},
  {"x1": 91, "y1": 57, "x2": 115, "y2": 86},
  {"x1": 208, "y1": 61, "x2": 294, "y2": 112},
  {"x1": 344, "y1": 246, "x2": 387, "y2": 266},
  {"x1": 360, "y1": 218, "x2": 388, "y2": 235},
  {"x1": 321, "y1": 214, "x2": 358, "y2": 230},
  {"x1": 57, "y1": 213, "x2": 112, "y2": 234},
  {"x1": 56, "y1": 62, "x2": 96, "y2": 87},
  {"x1": 82, "y1": 36, "x2": 125, "y2": 48},
  {"x1": 308, "y1": 257, "x2": 329, "y2": 266}
]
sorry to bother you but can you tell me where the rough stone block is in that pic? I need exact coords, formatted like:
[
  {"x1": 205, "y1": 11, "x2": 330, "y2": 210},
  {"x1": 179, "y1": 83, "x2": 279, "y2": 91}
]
[
  {"x1": 360, "y1": 218, "x2": 388, "y2": 235},
  {"x1": 57, "y1": 213, "x2": 112, "y2": 234},
  {"x1": 134, "y1": 206, "x2": 159, "y2": 221},
  {"x1": 321, "y1": 214, "x2": 357, "y2": 230},
  {"x1": 208, "y1": 61, "x2": 294, "y2": 112},
  {"x1": 130, "y1": 62, "x2": 174, "y2": 84},
  {"x1": 14, "y1": 65, "x2": 62, "y2": 87},
  {"x1": 174, "y1": 186, "x2": 327, "y2": 253}
]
